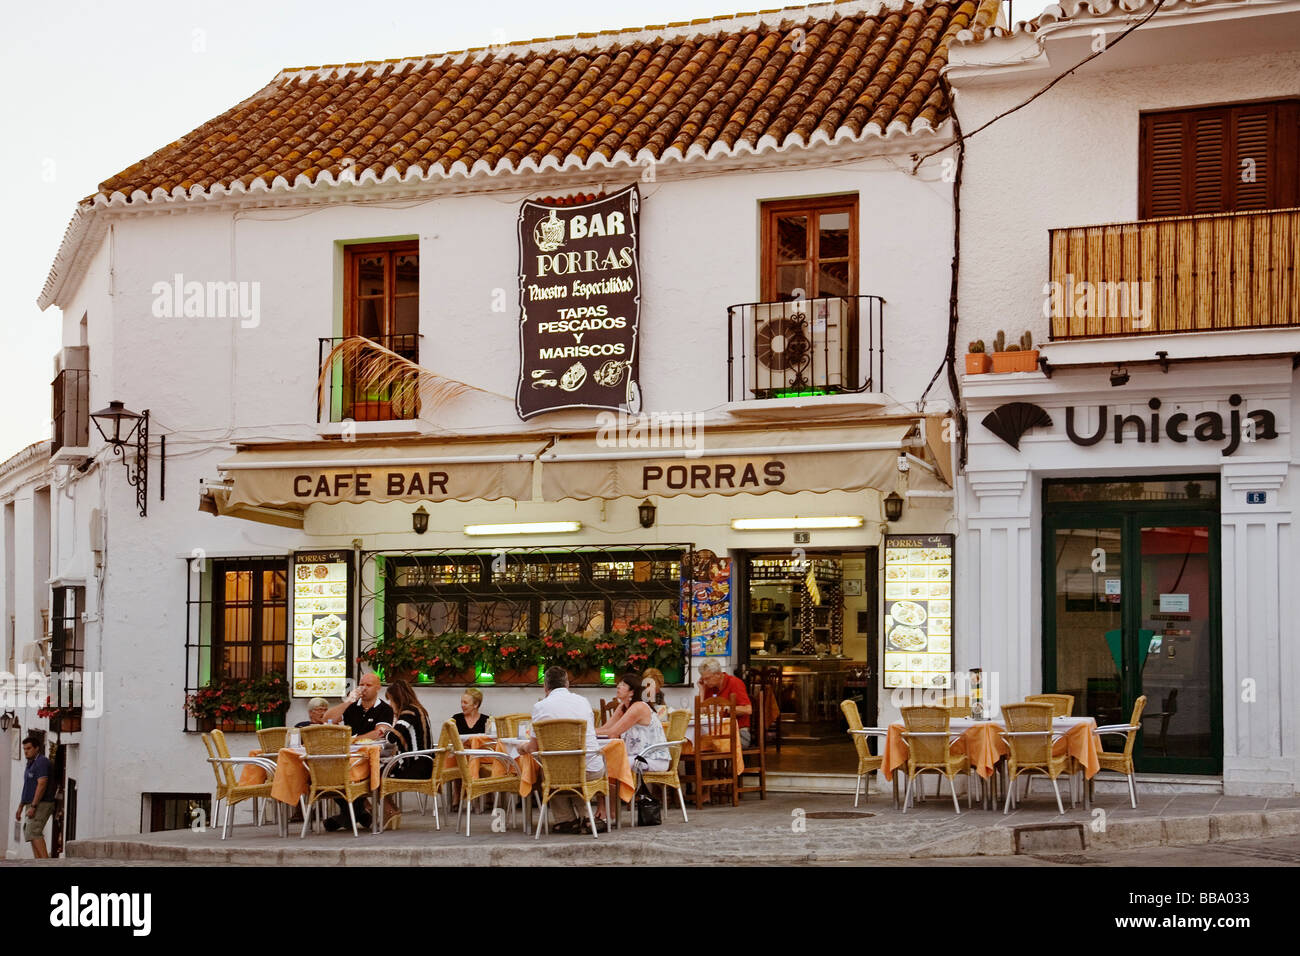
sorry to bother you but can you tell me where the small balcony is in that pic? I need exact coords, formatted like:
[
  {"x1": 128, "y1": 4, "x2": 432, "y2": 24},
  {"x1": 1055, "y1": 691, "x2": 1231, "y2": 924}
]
[
  {"x1": 726, "y1": 295, "x2": 884, "y2": 403},
  {"x1": 317, "y1": 334, "x2": 421, "y2": 423},
  {"x1": 1048, "y1": 208, "x2": 1300, "y2": 340},
  {"x1": 51, "y1": 367, "x2": 89, "y2": 454}
]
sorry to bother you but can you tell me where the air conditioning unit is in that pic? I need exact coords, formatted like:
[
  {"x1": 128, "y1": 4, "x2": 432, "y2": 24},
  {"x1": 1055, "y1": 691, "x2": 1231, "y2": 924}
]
[{"x1": 750, "y1": 298, "x2": 844, "y2": 396}]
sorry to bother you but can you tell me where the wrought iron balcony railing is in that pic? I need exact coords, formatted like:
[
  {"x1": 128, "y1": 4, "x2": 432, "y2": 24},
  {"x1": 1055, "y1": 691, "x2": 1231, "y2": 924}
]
[
  {"x1": 726, "y1": 295, "x2": 884, "y2": 402},
  {"x1": 317, "y1": 334, "x2": 421, "y2": 423}
]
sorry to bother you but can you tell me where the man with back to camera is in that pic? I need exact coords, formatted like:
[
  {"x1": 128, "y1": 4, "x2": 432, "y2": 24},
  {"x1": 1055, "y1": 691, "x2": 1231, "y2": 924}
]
[{"x1": 519, "y1": 666, "x2": 606, "y2": 834}]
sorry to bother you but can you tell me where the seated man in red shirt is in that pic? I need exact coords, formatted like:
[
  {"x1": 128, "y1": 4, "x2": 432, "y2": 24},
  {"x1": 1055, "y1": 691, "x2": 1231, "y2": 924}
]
[{"x1": 697, "y1": 659, "x2": 754, "y2": 747}]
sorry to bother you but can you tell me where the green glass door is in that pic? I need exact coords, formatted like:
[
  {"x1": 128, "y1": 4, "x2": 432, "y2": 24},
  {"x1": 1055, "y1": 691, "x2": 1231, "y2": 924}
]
[{"x1": 1043, "y1": 479, "x2": 1222, "y2": 775}]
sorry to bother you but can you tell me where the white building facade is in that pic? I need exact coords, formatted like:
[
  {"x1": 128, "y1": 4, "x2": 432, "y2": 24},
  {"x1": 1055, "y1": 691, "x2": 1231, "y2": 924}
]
[
  {"x1": 7, "y1": 0, "x2": 1000, "y2": 840},
  {"x1": 949, "y1": 0, "x2": 1300, "y2": 793}
]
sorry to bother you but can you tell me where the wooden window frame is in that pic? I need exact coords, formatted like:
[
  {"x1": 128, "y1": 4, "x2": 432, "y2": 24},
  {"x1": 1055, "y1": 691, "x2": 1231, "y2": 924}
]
[
  {"x1": 1139, "y1": 99, "x2": 1300, "y2": 219},
  {"x1": 760, "y1": 196, "x2": 859, "y2": 301},
  {"x1": 211, "y1": 559, "x2": 288, "y2": 682},
  {"x1": 343, "y1": 240, "x2": 420, "y2": 344}
]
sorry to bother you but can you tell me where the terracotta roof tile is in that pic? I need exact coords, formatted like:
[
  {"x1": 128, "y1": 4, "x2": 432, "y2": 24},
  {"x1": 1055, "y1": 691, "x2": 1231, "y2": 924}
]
[{"x1": 94, "y1": 0, "x2": 999, "y2": 203}]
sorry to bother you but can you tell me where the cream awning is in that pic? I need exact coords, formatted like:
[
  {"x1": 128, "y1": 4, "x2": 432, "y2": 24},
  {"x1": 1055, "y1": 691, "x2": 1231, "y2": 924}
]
[
  {"x1": 211, "y1": 437, "x2": 546, "y2": 513},
  {"x1": 540, "y1": 421, "x2": 921, "y2": 501}
]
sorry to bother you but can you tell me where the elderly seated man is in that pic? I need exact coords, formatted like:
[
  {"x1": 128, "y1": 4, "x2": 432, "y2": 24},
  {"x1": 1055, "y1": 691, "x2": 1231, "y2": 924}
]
[
  {"x1": 697, "y1": 659, "x2": 754, "y2": 747},
  {"x1": 518, "y1": 666, "x2": 606, "y2": 834}
]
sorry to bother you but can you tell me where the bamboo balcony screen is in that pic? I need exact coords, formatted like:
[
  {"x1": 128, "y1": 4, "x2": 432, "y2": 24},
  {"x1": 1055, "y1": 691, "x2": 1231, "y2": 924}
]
[{"x1": 1048, "y1": 207, "x2": 1300, "y2": 339}]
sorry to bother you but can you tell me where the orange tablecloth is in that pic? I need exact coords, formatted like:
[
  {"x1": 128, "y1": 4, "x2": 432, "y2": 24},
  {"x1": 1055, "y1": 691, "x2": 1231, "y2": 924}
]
[
  {"x1": 269, "y1": 744, "x2": 382, "y2": 806},
  {"x1": 883, "y1": 718, "x2": 1101, "y2": 781},
  {"x1": 512, "y1": 740, "x2": 634, "y2": 802},
  {"x1": 441, "y1": 735, "x2": 504, "y2": 781}
]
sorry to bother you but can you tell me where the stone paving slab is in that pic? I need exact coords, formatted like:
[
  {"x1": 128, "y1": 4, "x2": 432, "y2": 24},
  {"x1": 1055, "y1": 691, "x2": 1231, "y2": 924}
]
[{"x1": 64, "y1": 790, "x2": 1300, "y2": 866}]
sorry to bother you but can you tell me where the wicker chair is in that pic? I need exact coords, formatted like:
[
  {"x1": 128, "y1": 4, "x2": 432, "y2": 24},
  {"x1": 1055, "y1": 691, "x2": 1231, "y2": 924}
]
[
  {"x1": 532, "y1": 718, "x2": 610, "y2": 839},
  {"x1": 208, "y1": 729, "x2": 278, "y2": 838},
  {"x1": 632, "y1": 708, "x2": 691, "y2": 824},
  {"x1": 442, "y1": 719, "x2": 525, "y2": 836},
  {"x1": 256, "y1": 727, "x2": 288, "y2": 754},
  {"x1": 379, "y1": 744, "x2": 446, "y2": 831},
  {"x1": 999, "y1": 702, "x2": 1071, "y2": 814},
  {"x1": 494, "y1": 713, "x2": 532, "y2": 738},
  {"x1": 1093, "y1": 694, "x2": 1147, "y2": 808},
  {"x1": 936, "y1": 696, "x2": 972, "y2": 718},
  {"x1": 900, "y1": 706, "x2": 972, "y2": 813},
  {"x1": 298, "y1": 724, "x2": 370, "y2": 837},
  {"x1": 687, "y1": 695, "x2": 740, "y2": 808},
  {"x1": 1025, "y1": 694, "x2": 1074, "y2": 717},
  {"x1": 201, "y1": 733, "x2": 230, "y2": 823},
  {"x1": 840, "y1": 700, "x2": 895, "y2": 808}
]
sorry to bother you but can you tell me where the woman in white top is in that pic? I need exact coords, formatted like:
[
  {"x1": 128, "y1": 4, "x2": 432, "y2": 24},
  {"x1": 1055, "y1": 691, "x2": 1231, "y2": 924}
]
[{"x1": 598, "y1": 671, "x2": 669, "y2": 772}]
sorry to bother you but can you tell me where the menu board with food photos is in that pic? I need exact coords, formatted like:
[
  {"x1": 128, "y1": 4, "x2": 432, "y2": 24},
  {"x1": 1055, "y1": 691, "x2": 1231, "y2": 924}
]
[
  {"x1": 883, "y1": 534, "x2": 953, "y2": 690},
  {"x1": 683, "y1": 551, "x2": 731, "y2": 656},
  {"x1": 291, "y1": 550, "x2": 352, "y2": 698}
]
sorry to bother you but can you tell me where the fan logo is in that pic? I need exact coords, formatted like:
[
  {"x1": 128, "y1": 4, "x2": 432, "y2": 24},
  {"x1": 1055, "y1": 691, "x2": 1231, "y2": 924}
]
[{"x1": 982, "y1": 403, "x2": 1053, "y2": 450}]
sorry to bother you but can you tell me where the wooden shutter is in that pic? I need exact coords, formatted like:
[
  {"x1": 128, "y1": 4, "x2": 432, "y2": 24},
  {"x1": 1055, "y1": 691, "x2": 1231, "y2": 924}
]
[{"x1": 1140, "y1": 100, "x2": 1299, "y2": 218}]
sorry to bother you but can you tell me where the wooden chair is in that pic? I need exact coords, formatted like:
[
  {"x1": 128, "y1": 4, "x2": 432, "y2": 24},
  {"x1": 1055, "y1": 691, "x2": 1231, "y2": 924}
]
[
  {"x1": 999, "y1": 702, "x2": 1071, "y2": 814},
  {"x1": 255, "y1": 727, "x2": 288, "y2": 754},
  {"x1": 687, "y1": 695, "x2": 740, "y2": 809},
  {"x1": 840, "y1": 700, "x2": 895, "y2": 808},
  {"x1": 759, "y1": 667, "x2": 784, "y2": 753},
  {"x1": 494, "y1": 713, "x2": 532, "y2": 738},
  {"x1": 1093, "y1": 695, "x2": 1147, "y2": 808},
  {"x1": 1025, "y1": 694, "x2": 1074, "y2": 717},
  {"x1": 532, "y1": 718, "x2": 609, "y2": 839},
  {"x1": 208, "y1": 729, "x2": 278, "y2": 838},
  {"x1": 442, "y1": 719, "x2": 524, "y2": 836},
  {"x1": 738, "y1": 690, "x2": 767, "y2": 800},
  {"x1": 634, "y1": 709, "x2": 691, "y2": 823},
  {"x1": 900, "y1": 706, "x2": 972, "y2": 814},
  {"x1": 599, "y1": 699, "x2": 621, "y2": 724},
  {"x1": 298, "y1": 725, "x2": 369, "y2": 837}
]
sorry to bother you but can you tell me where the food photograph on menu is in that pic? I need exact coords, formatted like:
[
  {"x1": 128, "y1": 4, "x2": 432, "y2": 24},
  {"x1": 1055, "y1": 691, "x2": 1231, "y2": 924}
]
[
  {"x1": 291, "y1": 550, "x2": 352, "y2": 698},
  {"x1": 883, "y1": 534, "x2": 954, "y2": 689}
]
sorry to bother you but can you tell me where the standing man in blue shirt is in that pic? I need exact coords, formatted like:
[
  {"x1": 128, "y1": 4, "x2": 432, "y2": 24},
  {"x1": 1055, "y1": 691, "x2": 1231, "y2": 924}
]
[{"x1": 16, "y1": 736, "x2": 55, "y2": 858}]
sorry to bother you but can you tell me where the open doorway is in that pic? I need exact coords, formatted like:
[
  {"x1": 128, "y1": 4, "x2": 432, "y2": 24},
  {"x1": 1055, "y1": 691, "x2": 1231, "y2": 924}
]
[{"x1": 736, "y1": 549, "x2": 876, "y2": 775}]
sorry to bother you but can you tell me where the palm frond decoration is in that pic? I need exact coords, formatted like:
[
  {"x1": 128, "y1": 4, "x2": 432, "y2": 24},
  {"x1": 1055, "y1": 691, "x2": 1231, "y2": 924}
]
[{"x1": 316, "y1": 336, "x2": 507, "y2": 418}]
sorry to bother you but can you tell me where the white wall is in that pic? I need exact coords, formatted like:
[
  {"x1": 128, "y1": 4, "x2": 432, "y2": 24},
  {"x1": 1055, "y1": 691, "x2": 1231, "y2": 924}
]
[{"x1": 40, "y1": 144, "x2": 961, "y2": 835}]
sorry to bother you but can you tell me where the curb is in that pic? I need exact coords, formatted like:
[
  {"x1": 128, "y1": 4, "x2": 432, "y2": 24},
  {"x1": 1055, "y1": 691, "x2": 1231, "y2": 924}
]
[{"x1": 68, "y1": 808, "x2": 1300, "y2": 865}]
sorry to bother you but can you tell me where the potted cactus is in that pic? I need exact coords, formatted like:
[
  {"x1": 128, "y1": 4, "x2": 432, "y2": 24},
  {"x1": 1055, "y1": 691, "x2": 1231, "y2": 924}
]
[
  {"x1": 991, "y1": 330, "x2": 1040, "y2": 373},
  {"x1": 965, "y1": 339, "x2": 991, "y2": 374}
]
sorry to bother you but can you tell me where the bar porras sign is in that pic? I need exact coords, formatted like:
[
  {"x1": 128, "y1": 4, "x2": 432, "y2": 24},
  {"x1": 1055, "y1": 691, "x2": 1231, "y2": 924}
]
[{"x1": 517, "y1": 185, "x2": 641, "y2": 419}]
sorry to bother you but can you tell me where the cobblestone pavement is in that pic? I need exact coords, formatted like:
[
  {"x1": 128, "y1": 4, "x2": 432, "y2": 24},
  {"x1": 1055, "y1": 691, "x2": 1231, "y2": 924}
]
[{"x1": 13, "y1": 789, "x2": 1297, "y2": 866}]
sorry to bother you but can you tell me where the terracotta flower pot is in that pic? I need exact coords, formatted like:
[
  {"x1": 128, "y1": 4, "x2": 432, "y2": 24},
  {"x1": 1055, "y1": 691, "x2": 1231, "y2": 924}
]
[
  {"x1": 438, "y1": 668, "x2": 476, "y2": 686},
  {"x1": 965, "y1": 353, "x2": 992, "y2": 374},
  {"x1": 497, "y1": 665, "x2": 539, "y2": 685},
  {"x1": 991, "y1": 350, "x2": 1039, "y2": 373}
]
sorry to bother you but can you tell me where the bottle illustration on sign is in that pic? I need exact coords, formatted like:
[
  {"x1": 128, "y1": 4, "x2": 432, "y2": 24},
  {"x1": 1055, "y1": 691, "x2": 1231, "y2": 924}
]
[{"x1": 534, "y1": 208, "x2": 566, "y2": 252}]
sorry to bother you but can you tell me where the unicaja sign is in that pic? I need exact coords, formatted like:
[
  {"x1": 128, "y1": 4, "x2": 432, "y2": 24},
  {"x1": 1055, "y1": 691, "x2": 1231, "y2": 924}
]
[{"x1": 984, "y1": 395, "x2": 1278, "y2": 457}]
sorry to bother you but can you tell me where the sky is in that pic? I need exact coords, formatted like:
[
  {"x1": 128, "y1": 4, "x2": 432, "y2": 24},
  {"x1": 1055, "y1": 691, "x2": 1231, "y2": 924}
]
[{"x1": 0, "y1": 0, "x2": 1052, "y2": 464}]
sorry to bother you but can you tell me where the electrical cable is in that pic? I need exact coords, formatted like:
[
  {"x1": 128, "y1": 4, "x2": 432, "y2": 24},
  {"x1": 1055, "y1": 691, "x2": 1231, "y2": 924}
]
[{"x1": 912, "y1": 0, "x2": 1172, "y2": 171}]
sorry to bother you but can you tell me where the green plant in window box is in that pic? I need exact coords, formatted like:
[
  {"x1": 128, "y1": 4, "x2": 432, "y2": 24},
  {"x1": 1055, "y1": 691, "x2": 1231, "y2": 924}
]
[
  {"x1": 489, "y1": 632, "x2": 540, "y2": 684},
  {"x1": 358, "y1": 629, "x2": 437, "y2": 683},
  {"x1": 186, "y1": 671, "x2": 289, "y2": 730},
  {"x1": 538, "y1": 629, "x2": 594, "y2": 676},
  {"x1": 627, "y1": 619, "x2": 687, "y2": 682}
]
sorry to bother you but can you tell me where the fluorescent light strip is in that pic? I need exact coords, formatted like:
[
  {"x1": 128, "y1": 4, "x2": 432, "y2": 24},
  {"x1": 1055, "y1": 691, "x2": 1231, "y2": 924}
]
[
  {"x1": 463, "y1": 521, "x2": 583, "y2": 536},
  {"x1": 731, "y1": 516, "x2": 865, "y2": 531}
]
